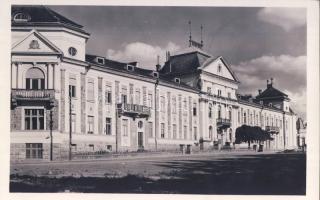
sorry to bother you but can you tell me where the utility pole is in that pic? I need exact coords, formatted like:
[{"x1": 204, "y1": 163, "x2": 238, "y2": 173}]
[
  {"x1": 50, "y1": 109, "x2": 53, "y2": 161},
  {"x1": 69, "y1": 88, "x2": 72, "y2": 161}
]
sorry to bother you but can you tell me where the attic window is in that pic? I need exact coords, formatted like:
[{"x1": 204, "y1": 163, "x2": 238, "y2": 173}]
[
  {"x1": 217, "y1": 65, "x2": 222, "y2": 73},
  {"x1": 13, "y1": 13, "x2": 30, "y2": 22},
  {"x1": 127, "y1": 65, "x2": 134, "y2": 71},
  {"x1": 174, "y1": 78, "x2": 180, "y2": 84},
  {"x1": 96, "y1": 57, "x2": 105, "y2": 65},
  {"x1": 153, "y1": 72, "x2": 159, "y2": 78}
]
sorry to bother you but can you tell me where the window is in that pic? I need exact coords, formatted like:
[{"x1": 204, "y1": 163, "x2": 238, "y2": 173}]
[
  {"x1": 161, "y1": 123, "x2": 165, "y2": 138},
  {"x1": 135, "y1": 89, "x2": 141, "y2": 104},
  {"x1": 218, "y1": 65, "x2": 222, "y2": 73},
  {"x1": 25, "y1": 109, "x2": 44, "y2": 130},
  {"x1": 14, "y1": 13, "x2": 30, "y2": 22},
  {"x1": 218, "y1": 89, "x2": 222, "y2": 97},
  {"x1": 193, "y1": 103, "x2": 197, "y2": 116},
  {"x1": 266, "y1": 117, "x2": 269, "y2": 126},
  {"x1": 138, "y1": 121, "x2": 143, "y2": 129},
  {"x1": 89, "y1": 144, "x2": 94, "y2": 151},
  {"x1": 173, "y1": 124, "x2": 177, "y2": 139},
  {"x1": 97, "y1": 57, "x2": 105, "y2": 65},
  {"x1": 105, "y1": 85, "x2": 112, "y2": 104},
  {"x1": 238, "y1": 111, "x2": 240, "y2": 123},
  {"x1": 68, "y1": 47, "x2": 77, "y2": 56},
  {"x1": 209, "y1": 126, "x2": 213, "y2": 139},
  {"x1": 229, "y1": 109, "x2": 232, "y2": 120},
  {"x1": 148, "y1": 94, "x2": 153, "y2": 108},
  {"x1": 208, "y1": 103, "x2": 213, "y2": 118},
  {"x1": 107, "y1": 145, "x2": 112, "y2": 152},
  {"x1": 193, "y1": 127, "x2": 197, "y2": 140},
  {"x1": 160, "y1": 96, "x2": 165, "y2": 112},
  {"x1": 184, "y1": 126, "x2": 188, "y2": 140},
  {"x1": 69, "y1": 85, "x2": 76, "y2": 98},
  {"x1": 227, "y1": 92, "x2": 231, "y2": 99},
  {"x1": 148, "y1": 122, "x2": 153, "y2": 138},
  {"x1": 122, "y1": 119, "x2": 128, "y2": 136},
  {"x1": 250, "y1": 113, "x2": 253, "y2": 125},
  {"x1": 71, "y1": 114, "x2": 76, "y2": 133},
  {"x1": 121, "y1": 87, "x2": 127, "y2": 104},
  {"x1": 243, "y1": 112, "x2": 247, "y2": 124},
  {"x1": 26, "y1": 143, "x2": 42, "y2": 159},
  {"x1": 106, "y1": 118, "x2": 112, "y2": 135},
  {"x1": 87, "y1": 116, "x2": 94, "y2": 134},
  {"x1": 26, "y1": 68, "x2": 45, "y2": 90},
  {"x1": 87, "y1": 80, "x2": 94, "y2": 101},
  {"x1": 261, "y1": 115, "x2": 264, "y2": 126},
  {"x1": 218, "y1": 105, "x2": 221, "y2": 119},
  {"x1": 172, "y1": 97, "x2": 177, "y2": 113},
  {"x1": 207, "y1": 87, "x2": 212, "y2": 94}
]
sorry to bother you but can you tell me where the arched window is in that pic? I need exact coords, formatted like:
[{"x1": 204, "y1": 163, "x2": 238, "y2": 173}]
[
  {"x1": 243, "y1": 112, "x2": 247, "y2": 124},
  {"x1": 208, "y1": 103, "x2": 212, "y2": 118},
  {"x1": 218, "y1": 105, "x2": 221, "y2": 119},
  {"x1": 26, "y1": 68, "x2": 45, "y2": 90},
  {"x1": 209, "y1": 126, "x2": 213, "y2": 139}
]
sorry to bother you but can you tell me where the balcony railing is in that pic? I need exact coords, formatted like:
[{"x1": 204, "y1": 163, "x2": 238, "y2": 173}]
[
  {"x1": 265, "y1": 126, "x2": 280, "y2": 134},
  {"x1": 216, "y1": 118, "x2": 231, "y2": 129},
  {"x1": 117, "y1": 103, "x2": 151, "y2": 119},
  {"x1": 11, "y1": 89, "x2": 55, "y2": 100}
]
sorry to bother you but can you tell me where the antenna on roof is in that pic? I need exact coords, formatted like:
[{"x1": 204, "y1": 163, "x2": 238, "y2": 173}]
[
  {"x1": 201, "y1": 24, "x2": 204, "y2": 47},
  {"x1": 188, "y1": 20, "x2": 192, "y2": 47}
]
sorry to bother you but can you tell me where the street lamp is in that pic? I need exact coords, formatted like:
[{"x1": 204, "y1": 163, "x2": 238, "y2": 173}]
[
  {"x1": 49, "y1": 109, "x2": 53, "y2": 161},
  {"x1": 69, "y1": 88, "x2": 72, "y2": 161}
]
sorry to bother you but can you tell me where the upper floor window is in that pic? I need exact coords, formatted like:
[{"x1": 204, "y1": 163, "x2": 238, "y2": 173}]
[
  {"x1": 121, "y1": 86, "x2": 127, "y2": 104},
  {"x1": 243, "y1": 112, "x2": 247, "y2": 124},
  {"x1": 207, "y1": 87, "x2": 212, "y2": 94},
  {"x1": 218, "y1": 105, "x2": 221, "y2": 119},
  {"x1": 105, "y1": 85, "x2": 112, "y2": 104},
  {"x1": 208, "y1": 103, "x2": 213, "y2": 118},
  {"x1": 13, "y1": 13, "x2": 30, "y2": 22},
  {"x1": 172, "y1": 97, "x2": 177, "y2": 114},
  {"x1": 193, "y1": 102, "x2": 197, "y2": 116},
  {"x1": 25, "y1": 109, "x2": 44, "y2": 130},
  {"x1": 135, "y1": 89, "x2": 141, "y2": 104},
  {"x1": 87, "y1": 80, "x2": 94, "y2": 102},
  {"x1": 217, "y1": 89, "x2": 222, "y2": 97},
  {"x1": 227, "y1": 92, "x2": 231, "y2": 99},
  {"x1": 147, "y1": 93, "x2": 153, "y2": 108},
  {"x1": 26, "y1": 68, "x2": 45, "y2": 90},
  {"x1": 161, "y1": 123, "x2": 165, "y2": 138},
  {"x1": 160, "y1": 96, "x2": 165, "y2": 112},
  {"x1": 68, "y1": 47, "x2": 77, "y2": 56},
  {"x1": 228, "y1": 109, "x2": 232, "y2": 120}
]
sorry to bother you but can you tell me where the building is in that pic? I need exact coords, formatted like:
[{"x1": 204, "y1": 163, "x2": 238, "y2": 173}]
[
  {"x1": 296, "y1": 118, "x2": 307, "y2": 150},
  {"x1": 10, "y1": 5, "x2": 298, "y2": 161}
]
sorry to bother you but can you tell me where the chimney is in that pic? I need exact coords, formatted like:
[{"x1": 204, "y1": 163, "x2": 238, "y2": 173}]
[
  {"x1": 258, "y1": 89, "x2": 262, "y2": 95},
  {"x1": 156, "y1": 55, "x2": 161, "y2": 72}
]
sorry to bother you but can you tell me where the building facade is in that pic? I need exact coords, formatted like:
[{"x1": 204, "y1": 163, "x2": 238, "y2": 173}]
[{"x1": 10, "y1": 6, "x2": 297, "y2": 161}]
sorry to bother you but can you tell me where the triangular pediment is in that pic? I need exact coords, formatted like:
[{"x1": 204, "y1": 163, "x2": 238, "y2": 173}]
[
  {"x1": 12, "y1": 30, "x2": 62, "y2": 55},
  {"x1": 200, "y1": 56, "x2": 239, "y2": 82}
]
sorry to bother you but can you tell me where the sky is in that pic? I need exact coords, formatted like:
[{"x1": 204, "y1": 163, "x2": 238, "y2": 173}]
[{"x1": 49, "y1": 6, "x2": 307, "y2": 120}]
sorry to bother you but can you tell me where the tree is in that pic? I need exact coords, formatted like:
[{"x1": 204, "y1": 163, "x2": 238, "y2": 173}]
[{"x1": 235, "y1": 125, "x2": 273, "y2": 149}]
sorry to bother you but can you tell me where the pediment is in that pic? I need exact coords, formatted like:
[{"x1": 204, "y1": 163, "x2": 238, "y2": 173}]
[
  {"x1": 12, "y1": 30, "x2": 62, "y2": 55},
  {"x1": 200, "y1": 56, "x2": 238, "y2": 82}
]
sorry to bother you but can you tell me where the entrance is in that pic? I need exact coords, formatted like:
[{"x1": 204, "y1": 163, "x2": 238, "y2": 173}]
[{"x1": 138, "y1": 132, "x2": 144, "y2": 149}]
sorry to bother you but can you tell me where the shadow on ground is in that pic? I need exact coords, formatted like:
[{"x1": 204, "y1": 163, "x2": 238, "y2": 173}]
[{"x1": 10, "y1": 153, "x2": 306, "y2": 194}]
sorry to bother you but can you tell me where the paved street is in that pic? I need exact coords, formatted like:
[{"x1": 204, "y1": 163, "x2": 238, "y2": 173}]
[{"x1": 10, "y1": 152, "x2": 306, "y2": 194}]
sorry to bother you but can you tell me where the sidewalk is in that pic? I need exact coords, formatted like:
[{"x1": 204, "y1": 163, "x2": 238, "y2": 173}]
[{"x1": 11, "y1": 149, "x2": 280, "y2": 165}]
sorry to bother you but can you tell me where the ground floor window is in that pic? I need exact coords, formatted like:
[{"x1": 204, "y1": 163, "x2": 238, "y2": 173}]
[
  {"x1": 161, "y1": 123, "x2": 165, "y2": 138},
  {"x1": 87, "y1": 116, "x2": 94, "y2": 134},
  {"x1": 26, "y1": 143, "x2": 43, "y2": 159},
  {"x1": 148, "y1": 122, "x2": 153, "y2": 138},
  {"x1": 173, "y1": 124, "x2": 177, "y2": 139},
  {"x1": 25, "y1": 109, "x2": 44, "y2": 130},
  {"x1": 106, "y1": 117, "x2": 112, "y2": 135}
]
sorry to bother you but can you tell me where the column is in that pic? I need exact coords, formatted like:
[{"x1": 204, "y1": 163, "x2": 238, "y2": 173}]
[
  {"x1": 60, "y1": 69, "x2": 66, "y2": 132},
  {"x1": 11, "y1": 63, "x2": 17, "y2": 88}
]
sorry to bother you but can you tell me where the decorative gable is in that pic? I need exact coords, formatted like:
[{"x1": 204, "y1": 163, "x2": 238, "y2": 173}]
[
  {"x1": 12, "y1": 30, "x2": 62, "y2": 55},
  {"x1": 200, "y1": 56, "x2": 238, "y2": 82}
]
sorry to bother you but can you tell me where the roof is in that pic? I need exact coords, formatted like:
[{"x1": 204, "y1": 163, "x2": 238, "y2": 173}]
[
  {"x1": 256, "y1": 84, "x2": 289, "y2": 100},
  {"x1": 160, "y1": 47, "x2": 211, "y2": 75},
  {"x1": 11, "y1": 5, "x2": 89, "y2": 35},
  {"x1": 85, "y1": 54, "x2": 199, "y2": 92}
]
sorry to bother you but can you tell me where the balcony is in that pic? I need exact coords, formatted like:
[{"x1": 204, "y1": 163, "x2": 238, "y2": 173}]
[
  {"x1": 265, "y1": 126, "x2": 280, "y2": 134},
  {"x1": 11, "y1": 89, "x2": 55, "y2": 107},
  {"x1": 117, "y1": 103, "x2": 151, "y2": 119},
  {"x1": 216, "y1": 118, "x2": 231, "y2": 129}
]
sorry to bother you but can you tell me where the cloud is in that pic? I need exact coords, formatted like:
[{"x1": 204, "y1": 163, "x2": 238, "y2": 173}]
[
  {"x1": 257, "y1": 8, "x2": 306, "y2": 31},
  {"x1": 231, "y1": 54, "x2": 306, "y2": 118},
  {"x1": 106, "y1": 42, "x2": 180, "y2": 69}
]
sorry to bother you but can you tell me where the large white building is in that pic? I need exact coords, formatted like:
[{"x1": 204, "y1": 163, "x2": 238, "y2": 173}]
[{"x1": 10, "y1": 6, "x2": 298, "y2": 161}]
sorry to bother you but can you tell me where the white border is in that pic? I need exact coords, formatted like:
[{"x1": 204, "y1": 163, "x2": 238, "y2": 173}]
[{"x1": 0, "y1": 0, "x2": 318, "y2": 200}]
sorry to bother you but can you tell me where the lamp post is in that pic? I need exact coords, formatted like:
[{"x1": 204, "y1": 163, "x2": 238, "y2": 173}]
[
  {"x1": 49, "y1": 109, "x2": 53, "y2": 161},
  {"x1": 69, "y1": 88, "x2": 72, "y2": 161}
]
